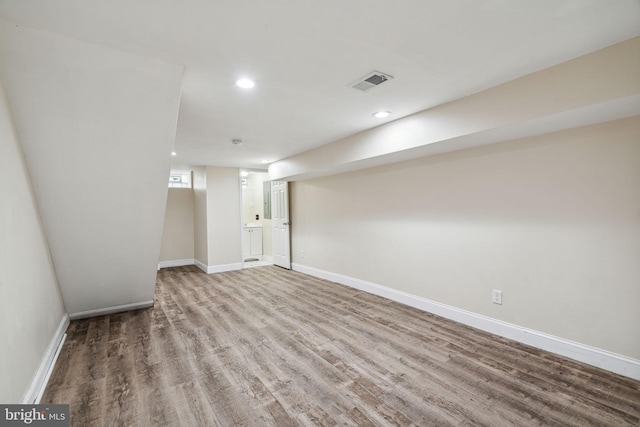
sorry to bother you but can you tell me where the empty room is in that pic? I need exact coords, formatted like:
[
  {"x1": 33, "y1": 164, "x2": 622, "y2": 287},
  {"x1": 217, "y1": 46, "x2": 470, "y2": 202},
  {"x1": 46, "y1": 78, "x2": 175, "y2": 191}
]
[{"x1": 1, "y1": 1, "x2": 639, "y2": 426}]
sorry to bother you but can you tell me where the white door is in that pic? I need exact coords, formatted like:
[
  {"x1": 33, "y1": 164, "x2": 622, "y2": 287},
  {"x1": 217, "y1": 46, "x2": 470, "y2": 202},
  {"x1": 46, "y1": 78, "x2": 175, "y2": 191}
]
[{"x1": 271, "y1": 180, "x2": 291, "y2": 269}]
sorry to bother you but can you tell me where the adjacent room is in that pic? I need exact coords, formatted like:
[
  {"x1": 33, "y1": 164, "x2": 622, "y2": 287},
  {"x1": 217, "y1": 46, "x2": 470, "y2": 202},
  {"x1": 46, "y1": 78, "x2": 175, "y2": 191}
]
[{"x1": 1, "y1": 1, "x2": 639, "y2": 425}]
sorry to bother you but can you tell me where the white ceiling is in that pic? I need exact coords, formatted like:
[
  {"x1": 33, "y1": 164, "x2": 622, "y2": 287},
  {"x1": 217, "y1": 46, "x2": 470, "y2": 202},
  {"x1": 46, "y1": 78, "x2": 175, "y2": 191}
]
[{"x1": 1, "y1": 0, "x2": 639, "y2": 170}]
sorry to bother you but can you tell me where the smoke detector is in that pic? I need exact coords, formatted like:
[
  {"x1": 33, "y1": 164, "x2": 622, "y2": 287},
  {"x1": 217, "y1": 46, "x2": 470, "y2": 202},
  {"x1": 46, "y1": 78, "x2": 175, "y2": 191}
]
[
  {"x1": 232, "y1": 138, "x2": 243, "y2": 145},
  {"x1": 349, "y1": 71, "x2": 394, "y2": 92}
]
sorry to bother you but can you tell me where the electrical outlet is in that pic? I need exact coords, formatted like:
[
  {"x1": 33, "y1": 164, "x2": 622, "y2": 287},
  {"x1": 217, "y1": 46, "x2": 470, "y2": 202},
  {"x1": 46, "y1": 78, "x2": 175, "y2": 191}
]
[
  {"x1": 492, "y1": 289, "x2": 503, "y2": 305},
  {"x1": 301, "y1": 250, "x2": 305, "y2": 259}
]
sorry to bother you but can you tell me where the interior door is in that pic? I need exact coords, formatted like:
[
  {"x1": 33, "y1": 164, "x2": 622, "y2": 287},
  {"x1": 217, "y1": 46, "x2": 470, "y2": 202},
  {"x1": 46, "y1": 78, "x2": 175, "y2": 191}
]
[{"x1": 271, "y1": 180, "x2": 291, "y2": 269}]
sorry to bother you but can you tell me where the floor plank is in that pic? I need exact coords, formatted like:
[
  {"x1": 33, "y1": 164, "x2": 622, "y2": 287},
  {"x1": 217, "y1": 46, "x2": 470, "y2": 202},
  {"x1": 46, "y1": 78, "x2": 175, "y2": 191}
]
[{"x1": 42, "y1": 265, "x2": 640, "y2": 426}]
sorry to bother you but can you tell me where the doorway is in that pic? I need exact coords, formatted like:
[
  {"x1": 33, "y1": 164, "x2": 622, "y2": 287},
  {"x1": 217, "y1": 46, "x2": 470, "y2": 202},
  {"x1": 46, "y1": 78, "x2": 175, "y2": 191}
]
[{"x1": 240, "y1": 170, "x2": 273, "y2": 268}]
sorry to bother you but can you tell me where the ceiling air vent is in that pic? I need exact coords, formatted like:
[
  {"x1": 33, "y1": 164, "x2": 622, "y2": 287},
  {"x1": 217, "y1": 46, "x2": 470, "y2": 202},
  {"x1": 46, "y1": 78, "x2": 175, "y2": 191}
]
[{"x1": 349, "y1": 71, "x2": 394, "y2": 92}]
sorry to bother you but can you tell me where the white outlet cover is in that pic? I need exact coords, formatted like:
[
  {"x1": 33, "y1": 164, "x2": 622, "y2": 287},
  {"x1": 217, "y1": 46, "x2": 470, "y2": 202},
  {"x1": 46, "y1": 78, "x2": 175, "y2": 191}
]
[{"x1": 492, "y1": 289, "x2": 503, "y2": 305}]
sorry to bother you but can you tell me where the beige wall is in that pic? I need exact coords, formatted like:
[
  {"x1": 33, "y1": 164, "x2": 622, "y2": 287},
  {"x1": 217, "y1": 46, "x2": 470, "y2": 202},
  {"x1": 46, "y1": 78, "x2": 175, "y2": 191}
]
[
  {"x1": 0, "y1": 75, "x2": 66, "y2": 402},
  {"x1": 193, "y1": 167, "x2": 208, "y2": 266},
  {"x1": 159, "y1": 188, "x2": 194, "y2": 262},
  {"x1": 291, "y1": 116, "x2": 640, "y2": 359},
  {"x1": 262, "y1": 219, "x2": 273, "y2": 257},
  {"x1": 206, "y1": 166, "x2": 242, "y2": 267}
]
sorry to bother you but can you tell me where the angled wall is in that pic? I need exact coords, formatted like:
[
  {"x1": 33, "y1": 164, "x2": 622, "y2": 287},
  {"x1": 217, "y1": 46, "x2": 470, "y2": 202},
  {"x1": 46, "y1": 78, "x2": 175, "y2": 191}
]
[
  {"x1": 0, "y1": 75, "x2": 66, "y2": 402},
  {"x1": 0, "y1": 23, "x2": 183, "y2": 317}
]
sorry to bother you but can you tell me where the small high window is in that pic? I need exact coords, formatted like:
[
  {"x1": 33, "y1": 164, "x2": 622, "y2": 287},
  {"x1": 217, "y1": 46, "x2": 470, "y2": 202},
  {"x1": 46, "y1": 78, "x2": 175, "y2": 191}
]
[{"x1": 168, "y1": 172, "x2": 191, "y2": 188}]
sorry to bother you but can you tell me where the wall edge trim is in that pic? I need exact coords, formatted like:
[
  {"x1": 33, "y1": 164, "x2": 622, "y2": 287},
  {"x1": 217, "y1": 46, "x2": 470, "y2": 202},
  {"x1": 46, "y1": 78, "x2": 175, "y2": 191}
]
[
  {"x1": 22, "y1": 313, "x2": 69, "y2": 404},
  {"x1": 69, "y1": 300, "x2": 154, "y2": 320},
  {"x1": 292, "y1": 263, "x2": 640, "y2": 381}
]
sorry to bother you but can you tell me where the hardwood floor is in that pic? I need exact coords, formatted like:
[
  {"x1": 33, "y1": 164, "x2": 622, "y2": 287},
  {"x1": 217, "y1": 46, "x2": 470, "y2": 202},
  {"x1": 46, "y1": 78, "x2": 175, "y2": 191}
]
[{"x1": 42, "y1": 265, "x2": 640, "y2": 426}]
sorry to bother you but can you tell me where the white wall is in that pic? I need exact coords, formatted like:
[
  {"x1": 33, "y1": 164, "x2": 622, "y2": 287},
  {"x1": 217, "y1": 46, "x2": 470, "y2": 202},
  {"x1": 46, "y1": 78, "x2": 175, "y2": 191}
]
[
  {"x1": 159, "y1": 188, "x2": 194, "y2": 263},
  {"x1": 0, "y1": 23, "x2": 184, "y2": 316},
  {"x1": 206, "y1": 167, "x2": 242, "y2": 269},
  {"x1": 0, "y1": 75, "x2": 66, "y2": 402},
  {"x1": 291, "y1": 116, "x2": 640, "y2": 360}
]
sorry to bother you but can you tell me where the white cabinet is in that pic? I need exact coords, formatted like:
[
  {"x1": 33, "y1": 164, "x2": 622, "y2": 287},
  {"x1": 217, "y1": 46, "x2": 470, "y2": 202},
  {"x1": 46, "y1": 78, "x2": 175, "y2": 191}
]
[{"x1": 242, "y1": 226, "x2": 263, "y2": 261}]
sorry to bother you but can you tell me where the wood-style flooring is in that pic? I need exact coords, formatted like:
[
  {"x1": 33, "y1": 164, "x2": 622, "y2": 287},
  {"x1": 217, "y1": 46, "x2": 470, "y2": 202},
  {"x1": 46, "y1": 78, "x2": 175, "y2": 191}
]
[{"x1": 42, "y1": 265, "x2": 640, "y2": 426}]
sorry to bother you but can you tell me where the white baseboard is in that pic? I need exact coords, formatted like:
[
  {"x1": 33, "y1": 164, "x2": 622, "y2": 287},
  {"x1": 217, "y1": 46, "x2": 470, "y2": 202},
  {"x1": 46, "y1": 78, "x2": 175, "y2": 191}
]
[
  {"x1": 22, "y1": 314, "x2": 69, "y2": 404},
  {"x1": 194, "y1": 259, "x2": 243, "y2": 274},
  {"x1": 207, "y1": 262, "x2": 243, "y2": 274},
  {"x1": 69, "y1": 300, "x2": 154, "y2": 320},
  {"x1": 292, "y1": 263, "x2": 640, "y2": 381},
  {"x1": 158, "y1": 258, "x2": 195, "y2": 269}
]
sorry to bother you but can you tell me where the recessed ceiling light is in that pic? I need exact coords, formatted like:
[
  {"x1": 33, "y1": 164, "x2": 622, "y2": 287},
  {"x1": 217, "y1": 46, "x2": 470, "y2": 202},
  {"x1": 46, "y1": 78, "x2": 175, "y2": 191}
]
[
  {"x1": 372, "y1": 111, "x2": 391, "y2": 118},
  {"x1": 236, "y1": 78, "x2": 255, "y2": 89},
  {"x1": 260, "y1": 160, "x2": 269, "y2": 164},
  {"x1": 171, "y1": 151, "x2": 177, "y2": 156}
]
